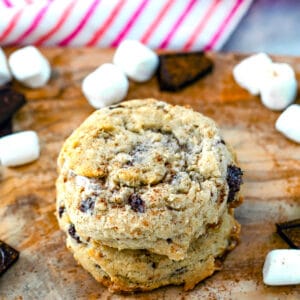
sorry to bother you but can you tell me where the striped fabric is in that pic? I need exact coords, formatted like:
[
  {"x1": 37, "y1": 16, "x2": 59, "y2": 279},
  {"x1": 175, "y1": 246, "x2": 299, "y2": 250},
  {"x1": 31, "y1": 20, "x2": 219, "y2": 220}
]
[{"x1": 0, "y1": 0, "x2": 252, "y2": 50}]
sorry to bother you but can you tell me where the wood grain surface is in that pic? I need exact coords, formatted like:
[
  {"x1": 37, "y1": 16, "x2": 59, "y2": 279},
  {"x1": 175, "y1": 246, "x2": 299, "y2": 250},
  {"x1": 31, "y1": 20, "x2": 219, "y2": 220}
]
[{"x1": 0, "y1": 48, "x2": 300, "y2": 299}]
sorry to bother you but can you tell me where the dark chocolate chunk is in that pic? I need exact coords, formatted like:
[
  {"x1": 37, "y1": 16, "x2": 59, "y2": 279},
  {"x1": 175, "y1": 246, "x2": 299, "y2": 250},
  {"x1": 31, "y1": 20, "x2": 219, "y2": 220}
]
[
  {"x1": 0, "y1": 118, "x2": 12, "y2": 137},
  {"x1": 0, "y1": 86, "x2": 26, "y2": 126},
  {"x1": 172, "y1": 266, "x2": 187, "y2": 276},
  {"x1": 79, "y1": 197, "x2": 95, "y2": 214},
  {"x1": 58, "y1": 206, "x2": 65, "y2": 218},
  {"x1": 166, "y1": 238, "x2": 172, "y2": 244},
  {"x1": 226, "y1": 165, "x2": 243, "y2": 202},
  {"x1": 276, "y1": 219, "x2": 300, "y2": 249},
  {"x1": 68, "y1": 224, "x2": 82, "y2": 243},
  {"x1": 0, "y1": 240, "x2": 19, "y2": 276},
  {"x1": 157, "y1": 51, "x2": 213, "y2": 92},
  {"x1": 128, "y1": 193, "x2": 145, "y2": 213}
]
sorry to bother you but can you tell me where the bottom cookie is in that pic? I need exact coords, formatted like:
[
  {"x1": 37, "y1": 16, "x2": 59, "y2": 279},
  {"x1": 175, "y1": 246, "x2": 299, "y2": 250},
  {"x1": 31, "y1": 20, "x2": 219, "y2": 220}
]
[{"x1": 61, "y1": 209, "x2": 240, "y2": 293}]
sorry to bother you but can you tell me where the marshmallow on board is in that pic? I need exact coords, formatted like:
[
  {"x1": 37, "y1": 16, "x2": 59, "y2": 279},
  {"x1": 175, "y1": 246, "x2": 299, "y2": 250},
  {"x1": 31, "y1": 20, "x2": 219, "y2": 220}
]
[
  {"x1": 82, "y1": 63, "x2": 129, "y2": 109},
  {"x1": 233, "y1": 53, "x2": 298, "y2": 111},
  {"x1": 263, "y1": 249, "x2": 300, "y2": 286},
  {"x1": 9, "y1": 46, "x2": 51, "y2": 88},
  {"x1": 0, "y1": 48, "x2": 12, "y2": 86},
  {"x1": 113, "y1": 40, "x2": 159, "y2": 82},
  {"x1": 276, "y1": 104, "x2": 300, "y2": 143},
  {"x1": 0, "y1": 131, "x2": 40, "y2": 167},
  {"x1": 233, "y1": 53, "x2": 273, "y2": 95},
  {"x1": 260, "y1": 63, "x2": 297, "y2": 111}
]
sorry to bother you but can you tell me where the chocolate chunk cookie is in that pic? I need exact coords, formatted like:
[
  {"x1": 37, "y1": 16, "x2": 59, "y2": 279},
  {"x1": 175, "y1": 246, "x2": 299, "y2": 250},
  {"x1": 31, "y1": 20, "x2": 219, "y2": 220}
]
[{"x1": 56, "y1": 99, "x2": 243, "y2": 291}]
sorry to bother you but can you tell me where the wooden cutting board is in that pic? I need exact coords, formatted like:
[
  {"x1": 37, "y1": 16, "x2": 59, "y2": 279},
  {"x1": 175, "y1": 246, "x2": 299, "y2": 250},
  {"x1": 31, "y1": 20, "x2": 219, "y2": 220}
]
[{"x1": 0, "y1": 48, "x2": 300, "y2": 299}]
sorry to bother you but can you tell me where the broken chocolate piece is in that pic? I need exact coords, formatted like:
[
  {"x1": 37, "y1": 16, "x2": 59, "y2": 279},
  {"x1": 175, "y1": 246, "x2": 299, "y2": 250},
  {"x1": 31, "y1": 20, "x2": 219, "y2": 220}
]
[
  {"x1": 79, "y1": 197, "x2": 95, "y2": 214},
  {"x1": 0, "y1": 240, "x2": 19, "y2": 276},
  {"x1": 0, "y1": 86, "x2": 26, "y2": 126},
  {"x1": 128, "y1": 193, "x2": 145, "y2": 213},
  {"x1": 68, "y1": 224, "x2": 82, "y2": 243},
  {"x1": 276, "y1": 219, "x2": 300, "y2": 249},
  {"x1": 0, "y1": 118, "x2": 12, "y2": 137},
  {"x1": 226, "y1": 165, "x2": 243, "y2": 202},
  {"x1": 157, "y1": 51, "x2": 213, "y2": 91}
]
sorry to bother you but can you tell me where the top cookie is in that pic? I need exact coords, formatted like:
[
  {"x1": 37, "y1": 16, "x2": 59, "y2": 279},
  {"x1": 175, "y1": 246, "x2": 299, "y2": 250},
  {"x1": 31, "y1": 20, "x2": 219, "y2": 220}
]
[{"x1": 57, "y1": 99, "x2": 240, "y2": 260}]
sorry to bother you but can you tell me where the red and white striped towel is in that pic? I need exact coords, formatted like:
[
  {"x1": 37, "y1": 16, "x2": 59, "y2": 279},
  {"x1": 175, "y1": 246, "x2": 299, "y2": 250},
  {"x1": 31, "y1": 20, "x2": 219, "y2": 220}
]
[{"x1": 0, "y1": 0, "x2": 252, "y2": 50}]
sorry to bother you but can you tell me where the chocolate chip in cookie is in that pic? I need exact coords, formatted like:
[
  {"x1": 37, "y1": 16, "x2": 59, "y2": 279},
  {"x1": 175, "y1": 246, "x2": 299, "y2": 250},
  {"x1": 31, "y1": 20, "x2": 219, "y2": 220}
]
[
  {"x1": 157, "y1": 51, "x2": 213, "y2": 91},
  {"x1": 68, "y1": 224, "x2": 82, "y2": 243},
  {"x1": 128, "y1": 193, "x2": 145, "y2": 213},
  {"x1": 58, "y1": 206, "x2": 65, "y2": 218},
  {"x1": 226, "y1": 165, "x2": 243, "y2": 202},
  {"x1": 79, "y1": 197, "x2": 95, "y2": 214},
  {"x1": 151, "y1": 262, "x2": 157, "y2": 269}
]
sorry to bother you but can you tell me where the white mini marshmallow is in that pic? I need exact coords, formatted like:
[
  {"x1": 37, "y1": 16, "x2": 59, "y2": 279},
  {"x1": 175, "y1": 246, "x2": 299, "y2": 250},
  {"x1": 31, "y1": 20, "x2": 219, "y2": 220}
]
[
  {"x1": 113, "y1": 40, "x2": 159, "y2": 82},
  {"x1": 275, "y1": 104, "x2": 300, "y2": 143},
  {"x1": 263, "y1": 249, "x2": 300, "y2": 286},
  {"x1": 82, "y1": 63, "x2": 128, "y2": 109},
  {"x1": 0, "y1": 48, "x2": 12, "y2": 85},
  {"x1": 0, "y1": 131, "x2": 40, "y2": 167},
  {"x1": 260, "y1": 63, "x2": 297, "y2": 111},
  {"x1": 233, "y1": 53, "x2": 273, "y2": 95},
  {"x1": 9, "y1": 46, "x2": 51, "y2": 88}
]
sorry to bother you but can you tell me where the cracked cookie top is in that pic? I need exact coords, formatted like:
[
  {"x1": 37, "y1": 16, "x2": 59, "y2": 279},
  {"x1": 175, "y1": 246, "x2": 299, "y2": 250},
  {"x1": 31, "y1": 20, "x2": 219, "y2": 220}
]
[{"x1": 56, "y1": 99, "x2": 242, "y2": 260}]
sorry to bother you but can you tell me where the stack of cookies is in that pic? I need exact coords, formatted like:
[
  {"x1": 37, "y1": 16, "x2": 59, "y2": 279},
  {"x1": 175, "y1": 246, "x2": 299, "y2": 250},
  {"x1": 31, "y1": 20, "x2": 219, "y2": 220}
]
[{"x1": 56, "y1": 99, "x2": 243, "y2": 292}]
